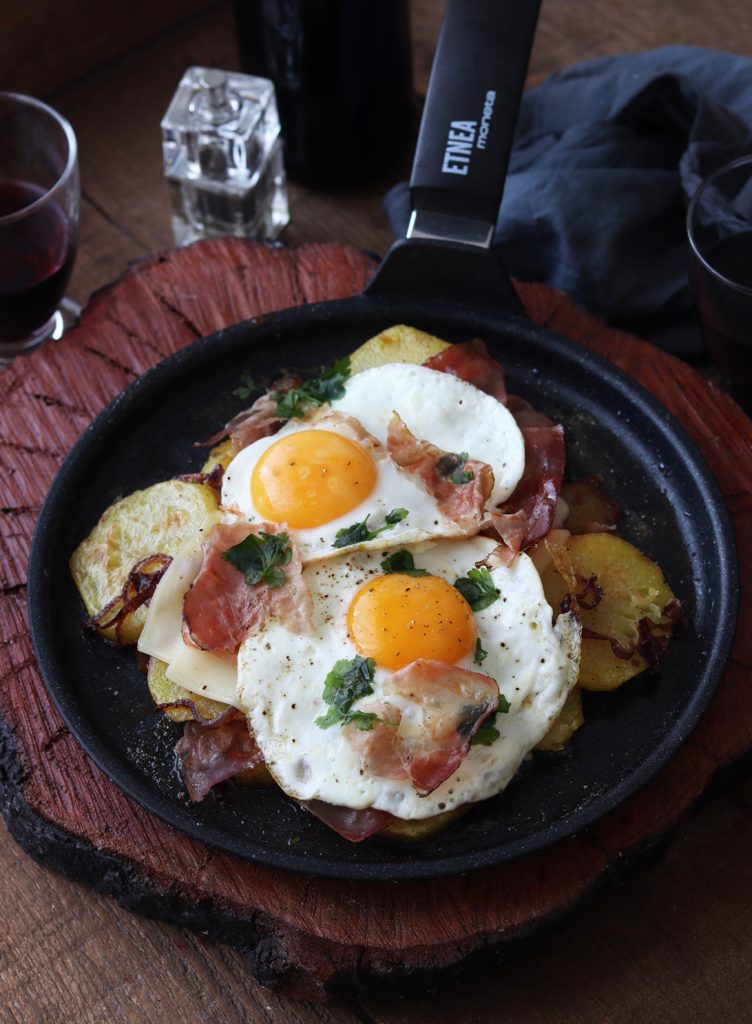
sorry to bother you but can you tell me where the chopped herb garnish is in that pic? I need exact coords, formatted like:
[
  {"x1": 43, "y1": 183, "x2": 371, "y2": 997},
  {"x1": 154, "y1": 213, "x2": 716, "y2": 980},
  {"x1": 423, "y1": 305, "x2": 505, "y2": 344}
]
[
  {"x1": 436, "y1": 450, "x2": 475, "y2": 486},
  {"x1": 380, "y1": 549, "x2": 430, "y2": 577},
  {"x1": 233, "y1": 370, "x2": 257, "y2": 399},
  {"x1": 474, "y1": 638, "x2": 488, "y2": 664},
  {"x1": 274, "y1": 356, "x2": 351, "y2": 419},
  {"x1": 333, "y1": 507, "x2": 409, "y2": 549},
  {"x1": 316, "y1": 707, "x2": 380, "y2": 731},
  {"x1": 222, "y1": 531, "x2": 292, "y2": 589},
  {"x1": 315, "y1": 655, "x2": 379, "y2": 730},
  {"x1": 454, "y1": 567, "x2": 500, "y2": 611},
  {"x1": 471, "y1": 694, "x2": 511, "y2": 746}
]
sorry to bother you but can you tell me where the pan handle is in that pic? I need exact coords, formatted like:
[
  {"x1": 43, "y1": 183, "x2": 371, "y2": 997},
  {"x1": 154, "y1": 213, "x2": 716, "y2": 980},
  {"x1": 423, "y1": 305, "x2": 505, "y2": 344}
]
[
  {"x1": 409, "y1": 0, "x2": 541, "y2": 248},
  {"x1": 366, "y1": 0, "x2": 541, "y2": 312}
]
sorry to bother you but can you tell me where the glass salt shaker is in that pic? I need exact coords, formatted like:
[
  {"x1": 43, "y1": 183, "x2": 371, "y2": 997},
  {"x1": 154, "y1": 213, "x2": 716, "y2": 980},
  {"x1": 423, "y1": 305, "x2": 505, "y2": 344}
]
[{"x1": 161, "y1": 66, "x2": 289, "y2": 246}]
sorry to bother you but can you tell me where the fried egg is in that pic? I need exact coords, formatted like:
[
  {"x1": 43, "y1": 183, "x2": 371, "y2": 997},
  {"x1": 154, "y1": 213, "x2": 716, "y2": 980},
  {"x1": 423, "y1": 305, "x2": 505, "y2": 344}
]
[
  {"x1": 221, "y1": 364, "x2": 525, "y2": 563},
  {"x1": 330, "y1": 362, "x2": 524, "y2": 507},
  {"x1": 237, "y1": 537, "x2": 581, "y2": 819}
]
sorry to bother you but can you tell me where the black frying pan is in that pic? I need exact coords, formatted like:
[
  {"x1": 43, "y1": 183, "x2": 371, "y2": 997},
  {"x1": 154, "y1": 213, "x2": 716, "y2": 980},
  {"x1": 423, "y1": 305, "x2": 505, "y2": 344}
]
[{"x1": 28, "y1": 0, "x2": 738, "y2": 881}]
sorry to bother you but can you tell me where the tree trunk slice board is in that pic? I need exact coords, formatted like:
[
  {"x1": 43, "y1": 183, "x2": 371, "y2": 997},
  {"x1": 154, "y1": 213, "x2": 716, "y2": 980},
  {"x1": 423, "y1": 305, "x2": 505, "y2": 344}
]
[{"x1": 0, "y1": 238, "x2": 748, "y2": 1002}]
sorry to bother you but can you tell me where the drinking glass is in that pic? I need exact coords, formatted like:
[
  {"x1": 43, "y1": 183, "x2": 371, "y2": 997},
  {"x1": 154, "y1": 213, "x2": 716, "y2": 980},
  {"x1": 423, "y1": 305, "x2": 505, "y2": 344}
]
[
  {"x1": 687, "y1": 155, "x2": 752, "y2": 391},
  {"x1": 0, "y1": 93, "x2": 80, "y2": 361}
]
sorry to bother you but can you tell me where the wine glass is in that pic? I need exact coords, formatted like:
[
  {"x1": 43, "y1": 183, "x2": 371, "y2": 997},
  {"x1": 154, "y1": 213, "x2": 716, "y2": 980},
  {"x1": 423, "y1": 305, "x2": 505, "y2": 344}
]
[
  {"x1": 0, "y1": 92, "x2": 80, "y2": 364},
  {"x1": 687, "y1": 155, "x2": 752, "y2": 394}
]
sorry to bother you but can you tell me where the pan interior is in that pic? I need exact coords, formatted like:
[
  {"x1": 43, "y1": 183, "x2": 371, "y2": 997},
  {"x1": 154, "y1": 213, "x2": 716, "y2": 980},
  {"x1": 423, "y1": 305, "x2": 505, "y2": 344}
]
[{"x1": 28, "y1": 297, "x2": 736, "y2": 880}]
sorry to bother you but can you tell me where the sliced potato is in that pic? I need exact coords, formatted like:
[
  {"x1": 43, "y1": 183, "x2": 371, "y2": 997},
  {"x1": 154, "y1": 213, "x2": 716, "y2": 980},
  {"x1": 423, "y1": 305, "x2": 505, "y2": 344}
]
[
  {"x1": 200, "y1": 438, "x2": 235, "y2": 474},
  {"x1": 147, "y1": 656, "x2": 228, "y2": 723},
  {"x1": 535, "y1": 687, "x2": 584, "y2": 751},
  {"x1": 381, "y1": 805, "x2": 468, "y2": 842},
  {"x1": 349, "y1": 324, "x2": 451, "y2": 374},
  {"x1": 70, "y1": 479, "x2": 220, "y2": 644},
  {"x1": 540, "y1": 533, "x2": 677, "y2": 691},
  {"x1": 561, "y1": 476, "x2": 620, "y2": 535}
]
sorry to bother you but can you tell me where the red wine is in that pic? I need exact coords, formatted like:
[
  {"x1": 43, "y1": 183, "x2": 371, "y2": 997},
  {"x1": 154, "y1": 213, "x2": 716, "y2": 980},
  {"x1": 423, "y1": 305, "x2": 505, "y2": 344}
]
[
  {"x1": 0, "y1": 179, "x2": 74, "y2": 343},
  {"x1": 692, "y1": 230, "x2": 752, "y2": 387}
]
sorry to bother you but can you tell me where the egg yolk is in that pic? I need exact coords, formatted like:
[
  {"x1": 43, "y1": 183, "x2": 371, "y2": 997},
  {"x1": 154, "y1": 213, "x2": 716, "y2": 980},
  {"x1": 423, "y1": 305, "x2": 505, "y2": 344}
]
[
  {"x1": 250, "y1": 429, "x2": 377, "y2": 529},
  {"x1": 347, "y1": 574, "x2": 478, "y2": 670}
]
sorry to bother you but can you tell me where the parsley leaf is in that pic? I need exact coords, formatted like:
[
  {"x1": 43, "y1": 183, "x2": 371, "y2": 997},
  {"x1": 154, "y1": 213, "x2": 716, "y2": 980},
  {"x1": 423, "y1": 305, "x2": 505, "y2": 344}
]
[
  {"x1": 474, "y1": 638, "x2": 488, "y2": 664},
  {"x1": 222, "y1": 531, "x2": 292, "y2": 589},
  {"x1": 233, "y1": 370, "x2": 257, "y2": 399},
  {"x1": 380, "y1": 549, "x2": 430, "y2": 577},
  {"x1": 317, "y1": 708, "x2": 381, "y2": 730},
  {"x1": 471, "y1": 694, "x2": 511, "y2": 746},
  {"x1": 315, "y1": 655, "x2": 379, "y2": 730},
  {"x1": 333, "y1": 507, "x2": 409, "y2": 549},
  {"x1": 435, "y1": 451, "x2": 475, "y2": 486},
  {"x1": 454, "y1": 567, "x2": 500, "y2": 611},
  {"x1": 274, "y1": 357, "x2": 351, "y2": 419}
]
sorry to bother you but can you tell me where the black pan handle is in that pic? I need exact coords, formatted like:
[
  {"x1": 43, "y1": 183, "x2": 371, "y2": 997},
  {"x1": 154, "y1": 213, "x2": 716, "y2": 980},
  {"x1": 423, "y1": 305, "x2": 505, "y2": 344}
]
[
  {"x1": 366, "y1": 0, "x2": 541, "y2": 312},
  {"x1": 409, "y1": 0, "x2": 541, "y2": 247}
]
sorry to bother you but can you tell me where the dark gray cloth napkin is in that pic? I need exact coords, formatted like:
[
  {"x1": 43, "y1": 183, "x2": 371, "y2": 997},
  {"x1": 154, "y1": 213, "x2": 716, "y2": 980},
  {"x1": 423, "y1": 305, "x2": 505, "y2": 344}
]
[{"x1": 383, "y1": 46, "x2": 752, "y2": 356}]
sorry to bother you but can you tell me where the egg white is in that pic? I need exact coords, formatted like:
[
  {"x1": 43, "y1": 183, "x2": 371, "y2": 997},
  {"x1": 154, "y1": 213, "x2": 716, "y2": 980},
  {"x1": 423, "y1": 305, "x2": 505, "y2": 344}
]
[
  {"x1": 221, "y1": 413, "x2": 491, "y2": 563},
  {"x1": 237, "y1": 537, "x2": 581, "y2": 819},
  {"x1": 330, "y1": 362, "x2": 525, "y2": 507}
]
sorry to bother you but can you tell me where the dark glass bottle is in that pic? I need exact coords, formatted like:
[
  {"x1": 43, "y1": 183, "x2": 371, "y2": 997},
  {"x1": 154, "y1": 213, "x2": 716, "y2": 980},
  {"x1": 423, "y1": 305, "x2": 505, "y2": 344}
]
[{"x1": 233, "y1": 0, "x2": 413, "y2": 188}]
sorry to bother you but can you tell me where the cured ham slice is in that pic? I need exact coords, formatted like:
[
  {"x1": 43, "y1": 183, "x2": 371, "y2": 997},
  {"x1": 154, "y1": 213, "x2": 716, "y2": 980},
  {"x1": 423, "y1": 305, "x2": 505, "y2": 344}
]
[
  {"x1": 302, "y1": 800, "x2": 395, "y2": 842},
  {"x1": 175, "y1": 712, "x2": 264, "y2": 802},
  {"x1": 183, "y1": 520, "x2": 312, "y2": 654},
  {"x1": 423, "y1": 344, "x2": 566, "y2": 552},
  {"x1": 424, "y1": 338, "x2": 508, "y2": 403},
  {"x1": 487, "y1": 398, "x2": 566, "y2": 552},
  {"x1": 197, "y1": 373, "x2": 302, "y2": 451},
  {"x1": 387, "y1": 413, "x2": 494, "y2": 529},
  {"x1": 344, "y1": 660, "x2": 499, "y2": 797}
]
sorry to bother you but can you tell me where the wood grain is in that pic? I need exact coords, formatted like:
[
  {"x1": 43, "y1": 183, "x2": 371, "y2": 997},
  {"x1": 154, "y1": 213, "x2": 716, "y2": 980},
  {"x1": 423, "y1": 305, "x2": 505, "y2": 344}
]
[
  {"x1": 1, "y1": 238, "x2": 750, "y2": 1005},
  {"x1": 1, "y1": 0, "x2": 218, "y2": 98}
]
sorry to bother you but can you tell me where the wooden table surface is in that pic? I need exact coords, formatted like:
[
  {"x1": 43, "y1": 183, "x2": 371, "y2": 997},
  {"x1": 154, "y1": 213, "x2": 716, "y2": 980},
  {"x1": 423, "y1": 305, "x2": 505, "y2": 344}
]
[{"x1": 3, "y1": 1, "x2": 752, "y2": 1021}]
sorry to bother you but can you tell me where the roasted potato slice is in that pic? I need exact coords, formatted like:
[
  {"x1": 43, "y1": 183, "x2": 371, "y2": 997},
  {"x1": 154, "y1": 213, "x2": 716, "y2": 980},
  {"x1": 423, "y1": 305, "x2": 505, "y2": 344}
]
[
  {"x1": 540, "y1": 533, "x2": 678, "y2": 691},
  {"x1": 381, "y1": 806, "x2": 468, "y2": 842},
  {"x1": 561, "y1": 476, "x2": 620, "y2": 535},
  {"x1": 70, "y1": 479, "x2": 219, "y2": 645},
  {"x1": 147, "y1": 656, "x2": 228, "y2": 723},
  {"x1": 349, "y1": 324, "x2": 451, "y2": 374},
  {"x1": 200, "y1": 438, "x2": 235, "y2": 474},
  {"x1": 535, "y1": 687, "x2": 584, "y2": 750}
]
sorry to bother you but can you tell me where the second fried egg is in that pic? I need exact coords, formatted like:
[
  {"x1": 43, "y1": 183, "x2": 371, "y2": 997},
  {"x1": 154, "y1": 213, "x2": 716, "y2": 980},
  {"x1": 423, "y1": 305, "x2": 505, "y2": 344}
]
[{"x1": 236, "y1": 536, "x2": 581, "y2": 819}]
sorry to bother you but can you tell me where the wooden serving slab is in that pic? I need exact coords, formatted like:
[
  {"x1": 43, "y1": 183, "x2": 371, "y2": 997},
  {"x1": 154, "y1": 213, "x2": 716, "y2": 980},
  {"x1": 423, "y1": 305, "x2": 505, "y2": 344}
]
[{"x1": 0, "y1": 238, "x2": 749, "y2": 1002}]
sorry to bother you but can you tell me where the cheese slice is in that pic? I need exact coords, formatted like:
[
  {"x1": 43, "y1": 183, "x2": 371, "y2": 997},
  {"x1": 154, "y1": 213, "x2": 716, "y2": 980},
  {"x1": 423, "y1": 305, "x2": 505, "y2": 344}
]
[
  {"x1": 138, "y1": 548, "x2": 203, "y2": 663},
  {"x1": 165, "y1": 644, "x2": 238, "y2": 706},
  {"x1": 138, "y1": 543, "x2": 239, "y2": 707}
]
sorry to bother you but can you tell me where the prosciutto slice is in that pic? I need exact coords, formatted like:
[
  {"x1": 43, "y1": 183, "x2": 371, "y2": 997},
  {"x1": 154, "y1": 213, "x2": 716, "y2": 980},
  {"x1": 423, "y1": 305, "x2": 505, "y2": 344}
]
[
  {"x1": 489, "y1": 398, "x2": 566, "y2": 552},
  {"x1": 175, "y1": 713, "x2": 264, "y2": 802},
  {"x1": 423, "y1": 343, "x2": 566, "y2": 552},
  {"x1": 183, "y1": 520, "x2": 312, "y2": 654},
  {"x1": 424, "y1": 338, "x2": 508, "y2": 403},
  {"x1": 302, "y1": 800, "x2": 395, "y2": 842},
  {"x1": 197, "y1": 373, "x2": 302, "y2": 452},
  {"x1": 344, "y1": 660, "x2": 499, "y2": 797},
  {"x1": 387, "y1": 413, "x2": 494, "y2": 529}
]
